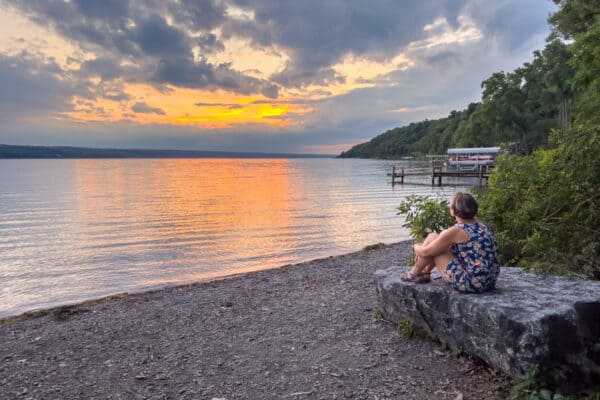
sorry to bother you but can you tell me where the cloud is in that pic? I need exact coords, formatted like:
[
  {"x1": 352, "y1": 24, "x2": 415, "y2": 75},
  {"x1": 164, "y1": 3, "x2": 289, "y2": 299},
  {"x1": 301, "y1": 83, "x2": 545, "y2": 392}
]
[
  {"x1": 222, "y1": 0, "x2": 463, "y2": 87},
  {"x1": 152, "y1": 56, "x2": 280, "y2": 98},
  {"x1": 78, "y1": 57, "x2": 126, "y2": 81},
  {"x1": 7, "y1": 0, "x2": 555, "y2": 94},
  {"x1": 462, "y1": 0, "x2": 555, "y2": 51},
  {"x1": 132, "y1": 14, "x2": 190, "y2": 58},
  {"x1": 8, "y1": 0, "x2": 276, "y2": 97},
  {"x1": 0, "y1": 51, "x2": 73, "y2": 122},
  {"x1": 0, "y1": 0, "x2": 558, "y2": 153},
  {"x1": 221, "y1": 0, "x2": 555, "y2": 88},
  {"x1": 195, "y1": 102, "x2": 243, "y2": 109},
  {"x1": 131, "y1": 102, "x2": 166, "y2": 115},
  {"x1": 167, "y1": 0, "x2": 227, "y2": 31}
]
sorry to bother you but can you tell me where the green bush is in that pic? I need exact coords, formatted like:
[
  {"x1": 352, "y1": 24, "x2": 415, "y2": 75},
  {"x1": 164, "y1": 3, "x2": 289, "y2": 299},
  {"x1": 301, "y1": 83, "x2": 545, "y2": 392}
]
[
  {"x1": 397, "y1": 194, "x2": 455, "y2": 241},
  {"x1": 479, "y1": 126, "x2": 600, "y2": 279}
]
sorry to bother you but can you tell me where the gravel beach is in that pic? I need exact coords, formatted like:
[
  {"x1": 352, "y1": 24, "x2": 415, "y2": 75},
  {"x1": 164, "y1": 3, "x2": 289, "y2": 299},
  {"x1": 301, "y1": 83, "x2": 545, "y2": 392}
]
[{"x1": 0, "y1": 241, "x2": 511, "y2": 399}]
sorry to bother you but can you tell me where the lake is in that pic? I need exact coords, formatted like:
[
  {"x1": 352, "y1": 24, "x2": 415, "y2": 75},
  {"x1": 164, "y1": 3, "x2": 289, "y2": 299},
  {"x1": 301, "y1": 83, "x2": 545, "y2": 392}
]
[{"x1": 0, "y1": 158, "x2": 470, "y2": 317}]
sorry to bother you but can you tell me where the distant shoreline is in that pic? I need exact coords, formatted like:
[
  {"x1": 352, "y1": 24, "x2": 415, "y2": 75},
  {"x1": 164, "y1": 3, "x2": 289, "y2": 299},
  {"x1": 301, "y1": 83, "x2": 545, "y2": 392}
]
[{"x1": 0, "y1": 144, "x2": 334, "y2": 159}]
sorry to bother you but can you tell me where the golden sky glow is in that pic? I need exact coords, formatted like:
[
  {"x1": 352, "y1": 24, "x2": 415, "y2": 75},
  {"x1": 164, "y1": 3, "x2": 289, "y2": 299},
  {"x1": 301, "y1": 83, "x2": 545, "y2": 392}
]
[{"x1": 66, "y1": 83, "x2": 314, "y2": 129}]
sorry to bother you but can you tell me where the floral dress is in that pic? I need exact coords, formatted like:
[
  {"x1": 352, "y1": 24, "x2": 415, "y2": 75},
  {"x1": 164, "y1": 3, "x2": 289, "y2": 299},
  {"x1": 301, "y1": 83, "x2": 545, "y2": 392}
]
[{"x1": 444, "y1": 222, "x2": 500, "y2": 293}]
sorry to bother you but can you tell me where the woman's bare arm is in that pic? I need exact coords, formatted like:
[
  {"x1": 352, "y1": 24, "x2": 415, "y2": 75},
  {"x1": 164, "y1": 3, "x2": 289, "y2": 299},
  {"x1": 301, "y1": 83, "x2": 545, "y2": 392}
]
[{"x1": 414, "y1": 227, "x2": 466, "y2": 257}]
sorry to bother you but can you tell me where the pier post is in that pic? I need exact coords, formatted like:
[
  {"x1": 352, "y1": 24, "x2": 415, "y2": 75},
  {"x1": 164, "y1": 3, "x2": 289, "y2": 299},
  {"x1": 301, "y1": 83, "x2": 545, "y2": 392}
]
[
  {"x1": 401, "y1": 167, "x2": 404, "y2": 184},
  {"x1": 392, "y1": 165, "x2": 396, "y2": 186}
]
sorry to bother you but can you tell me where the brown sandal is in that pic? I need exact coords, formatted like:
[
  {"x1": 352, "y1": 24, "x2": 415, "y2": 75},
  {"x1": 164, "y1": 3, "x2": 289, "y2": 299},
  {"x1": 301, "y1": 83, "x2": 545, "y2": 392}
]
[{"x1": 400, "y1": 271, "x2": 431, "y2": 283}]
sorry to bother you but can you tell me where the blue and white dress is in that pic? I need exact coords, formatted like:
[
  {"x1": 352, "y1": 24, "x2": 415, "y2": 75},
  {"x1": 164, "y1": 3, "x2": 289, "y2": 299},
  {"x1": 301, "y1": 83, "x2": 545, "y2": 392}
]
[{"x1": 444, "y1": 222, "x2": 500, "y2": 293}]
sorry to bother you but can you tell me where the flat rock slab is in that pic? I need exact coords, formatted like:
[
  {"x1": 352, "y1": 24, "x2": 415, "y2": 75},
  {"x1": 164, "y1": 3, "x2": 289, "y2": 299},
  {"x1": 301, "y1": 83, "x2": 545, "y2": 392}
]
[{"x1": 375, "y1": 266, "x2": 600, "y2": 388}]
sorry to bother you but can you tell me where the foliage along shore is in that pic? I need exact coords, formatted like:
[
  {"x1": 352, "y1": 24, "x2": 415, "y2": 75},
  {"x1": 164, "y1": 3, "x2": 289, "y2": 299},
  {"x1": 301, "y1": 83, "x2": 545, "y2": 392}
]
[{"x1": 346, "y1": 1, "x2": 600, "y2": 281}]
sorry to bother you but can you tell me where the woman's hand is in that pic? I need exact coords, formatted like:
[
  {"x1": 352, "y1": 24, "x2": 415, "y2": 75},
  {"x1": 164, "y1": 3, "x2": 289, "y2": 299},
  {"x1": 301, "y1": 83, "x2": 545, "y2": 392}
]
[{"x1": 413, "y1": 243, "x2": 423, "y2": 256}]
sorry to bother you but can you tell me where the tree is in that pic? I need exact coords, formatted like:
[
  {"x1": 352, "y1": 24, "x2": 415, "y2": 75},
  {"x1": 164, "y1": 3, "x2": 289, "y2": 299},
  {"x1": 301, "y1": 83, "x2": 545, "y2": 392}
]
[
  {"x1": 548, "y1": 0, "x2": 600, "y2": 39},
  {"x1": 569, "y1": 16, "x2": 600, "y2": 127}
]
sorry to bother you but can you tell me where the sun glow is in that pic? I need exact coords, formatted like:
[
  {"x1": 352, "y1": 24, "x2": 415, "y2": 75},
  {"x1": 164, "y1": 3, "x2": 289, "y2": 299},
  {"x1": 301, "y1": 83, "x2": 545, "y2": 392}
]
[{"x1": 63, "y1": 82, "x2": 312, "y2": 129}]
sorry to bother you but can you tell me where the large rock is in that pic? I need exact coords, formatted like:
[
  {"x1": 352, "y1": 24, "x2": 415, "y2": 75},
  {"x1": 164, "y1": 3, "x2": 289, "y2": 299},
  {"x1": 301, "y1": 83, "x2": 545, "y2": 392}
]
[{"x1": 374, "y1": 266, "x2": 600, "y2": 388}]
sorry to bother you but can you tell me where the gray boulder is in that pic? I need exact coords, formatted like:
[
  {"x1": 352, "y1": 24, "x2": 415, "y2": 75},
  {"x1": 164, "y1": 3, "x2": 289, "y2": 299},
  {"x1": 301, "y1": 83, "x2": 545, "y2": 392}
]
[{"x1": 374, "y1": 266, "x2": 600, "y2": 388}]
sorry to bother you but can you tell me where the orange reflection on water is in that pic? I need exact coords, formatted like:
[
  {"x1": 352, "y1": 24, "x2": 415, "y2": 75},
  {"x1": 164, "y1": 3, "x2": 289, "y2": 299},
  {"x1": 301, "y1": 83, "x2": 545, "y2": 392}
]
[{"x1": 72, "y1": 159, "x2": 295, "y2": 286}]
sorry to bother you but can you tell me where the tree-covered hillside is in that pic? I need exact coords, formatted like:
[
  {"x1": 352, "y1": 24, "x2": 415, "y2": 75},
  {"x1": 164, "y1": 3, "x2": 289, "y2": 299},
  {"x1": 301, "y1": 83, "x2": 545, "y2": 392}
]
[
  {"x1": 339, "y1": 105, "x2": 477, "y2": 158},
  {"x1": 339, "y1": 36, "x2": 575, "y2": 158}
]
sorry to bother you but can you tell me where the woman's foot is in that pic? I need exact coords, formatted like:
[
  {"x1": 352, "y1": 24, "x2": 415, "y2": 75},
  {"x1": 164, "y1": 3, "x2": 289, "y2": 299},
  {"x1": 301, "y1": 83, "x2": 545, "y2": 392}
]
[{"x1": 400, "y1": 271, "x2": 431, "y2": 283}]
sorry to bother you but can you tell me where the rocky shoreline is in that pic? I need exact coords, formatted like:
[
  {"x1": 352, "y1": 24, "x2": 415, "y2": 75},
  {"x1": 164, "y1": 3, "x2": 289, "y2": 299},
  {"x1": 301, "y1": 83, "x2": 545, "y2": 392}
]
[{"x1": 0, "y1": 241, "x2": 510, "y2": 399}]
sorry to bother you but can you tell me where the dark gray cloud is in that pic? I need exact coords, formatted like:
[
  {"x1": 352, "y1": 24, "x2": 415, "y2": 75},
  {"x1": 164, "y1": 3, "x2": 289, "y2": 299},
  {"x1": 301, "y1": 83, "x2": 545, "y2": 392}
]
[
  {"x1": 132, "y1": 14, "x2": 190, "y2": 58},
  {"x1": 131, "y1": 102, "x2": 166, "y2": 115},
  {"x1": 195, "y1": 102, "x2": 243, "y2": 109},
  {"x1": 423, "y1": 51, "x2": 464, "y2": 68},
  {"x1": 78, "y1": 57, "x2": 126, "y2": 81},
  {"x1": 153, "y1": 56, "x2": 279, "y2": 98},
  {"x1": 7, "y1": 0, "x2": 555, "y2": 93},
  {"x1": 8, "y1": 0, "x2": 275, "y2": 97},
  {"x1": 196, "y1": 33, "x2": 225, "y2": 54},
  {"x1": 166, "y1": 0, "x2": 227, "y2": 31},
  {"x1": 463, "y1": 0, "x2": 556, "y2": 51},
  {"x1": 0, "y1": 52, "x2": 73, "y2": 122},
  {"x1": 223, "y1": 0, "x2": 463, "y2": 87},
  {"x1": 223, "y1": 0, "x2": 554, "y2": 87},
  {"x1": 73, "y1": 0, "x2": 130, "y2": 21}
]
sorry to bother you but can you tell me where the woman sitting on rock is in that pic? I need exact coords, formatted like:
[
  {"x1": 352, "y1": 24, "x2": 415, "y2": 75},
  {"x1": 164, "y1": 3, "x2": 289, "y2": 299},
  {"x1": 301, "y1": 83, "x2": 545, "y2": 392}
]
[{"x1": 401, "y1": 192, "x2": 500, "y2": 293}]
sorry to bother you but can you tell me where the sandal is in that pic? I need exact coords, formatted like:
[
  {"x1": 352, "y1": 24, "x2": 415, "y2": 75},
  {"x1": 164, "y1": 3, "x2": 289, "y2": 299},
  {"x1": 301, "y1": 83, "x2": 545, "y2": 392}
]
[{"x1": 400, "y1": 271, "x2": 431, "y2": 283}]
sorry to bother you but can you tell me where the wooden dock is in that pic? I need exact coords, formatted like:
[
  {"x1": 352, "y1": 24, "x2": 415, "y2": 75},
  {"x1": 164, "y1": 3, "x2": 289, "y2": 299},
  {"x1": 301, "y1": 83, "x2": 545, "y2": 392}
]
[{"x1": 388, "y1": 164, "x2": 493, "y2": 186}]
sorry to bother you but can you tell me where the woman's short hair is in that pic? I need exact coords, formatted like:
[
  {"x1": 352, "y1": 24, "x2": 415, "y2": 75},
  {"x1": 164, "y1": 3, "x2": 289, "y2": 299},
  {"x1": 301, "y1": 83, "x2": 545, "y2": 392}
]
[{"x1": 451, "y1": 192, "x2": 478, "y2": 219}]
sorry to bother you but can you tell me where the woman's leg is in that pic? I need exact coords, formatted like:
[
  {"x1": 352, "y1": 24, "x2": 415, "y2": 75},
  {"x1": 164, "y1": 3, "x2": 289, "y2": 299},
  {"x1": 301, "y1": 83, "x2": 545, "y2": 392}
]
[
  {"x1": 409, "y1": 233, "x2": 438, "y2": 276},
  {"x1": 433, "y1": 251, "x2": 455, "y2": 280}
]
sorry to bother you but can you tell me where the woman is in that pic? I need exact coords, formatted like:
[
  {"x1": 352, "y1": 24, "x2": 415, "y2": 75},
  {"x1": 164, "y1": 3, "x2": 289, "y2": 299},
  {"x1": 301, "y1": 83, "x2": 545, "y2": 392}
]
[{"x1": 401, "y1": 192, "x2": 500, "y2": 293}]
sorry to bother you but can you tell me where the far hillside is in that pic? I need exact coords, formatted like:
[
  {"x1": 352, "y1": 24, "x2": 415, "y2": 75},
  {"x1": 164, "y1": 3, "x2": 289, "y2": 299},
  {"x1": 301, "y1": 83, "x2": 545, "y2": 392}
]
[{"x1": 339, "y1": 40, "x2": 573, "y2": 159}]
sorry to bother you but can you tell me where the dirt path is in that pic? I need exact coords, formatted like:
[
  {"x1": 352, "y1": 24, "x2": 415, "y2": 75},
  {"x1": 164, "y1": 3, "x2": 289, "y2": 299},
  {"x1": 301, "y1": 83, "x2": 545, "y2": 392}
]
[{"x1": 0, "y1": 242, "x2": 511, "y2": 399}]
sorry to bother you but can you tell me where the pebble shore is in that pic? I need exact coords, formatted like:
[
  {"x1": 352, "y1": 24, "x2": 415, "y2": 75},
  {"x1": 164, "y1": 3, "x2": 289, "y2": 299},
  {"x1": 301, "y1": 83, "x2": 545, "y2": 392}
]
[{"x1": 0, "y1": 241, "x2": 510, "y2": 399}]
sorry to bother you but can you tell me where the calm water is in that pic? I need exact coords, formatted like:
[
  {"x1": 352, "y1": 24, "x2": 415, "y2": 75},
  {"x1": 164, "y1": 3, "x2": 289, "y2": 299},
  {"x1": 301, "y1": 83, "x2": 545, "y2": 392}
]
[{"x1": 0, "y1": 158, "x2": 469, "y2": 317}]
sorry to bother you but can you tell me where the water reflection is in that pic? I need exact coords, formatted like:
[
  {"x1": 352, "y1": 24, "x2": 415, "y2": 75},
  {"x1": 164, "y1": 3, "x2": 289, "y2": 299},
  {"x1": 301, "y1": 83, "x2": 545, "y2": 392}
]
[{"x1": 0, "y1": 158, "x2": 462, "y2": 317}]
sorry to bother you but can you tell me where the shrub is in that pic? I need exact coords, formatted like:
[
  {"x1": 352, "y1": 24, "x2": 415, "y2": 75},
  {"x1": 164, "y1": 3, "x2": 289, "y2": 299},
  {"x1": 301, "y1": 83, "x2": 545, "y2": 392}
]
[
  {"x1": 397, "y1": 194, "x2": 455, "y2": 241},
  {"x1": 479, "y1": 126, "x2": 600, "y2": 279}
]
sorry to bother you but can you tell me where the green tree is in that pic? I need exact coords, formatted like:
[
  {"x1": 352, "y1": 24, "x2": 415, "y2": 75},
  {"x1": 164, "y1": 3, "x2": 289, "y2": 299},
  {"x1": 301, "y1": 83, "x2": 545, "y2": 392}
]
[
  {"x1": 548, "y1": 0, "x2": 600, "y2": 39},
  {"x1": 569, "y1": 17, "x2": 600, "y2": 128}
]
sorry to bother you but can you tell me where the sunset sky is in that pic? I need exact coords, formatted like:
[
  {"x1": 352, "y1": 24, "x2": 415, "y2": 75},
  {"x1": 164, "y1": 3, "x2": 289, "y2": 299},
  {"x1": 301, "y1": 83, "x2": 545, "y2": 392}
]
[{"x1": 0, "y1": 0, "x2": 556, "y2": 154}]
